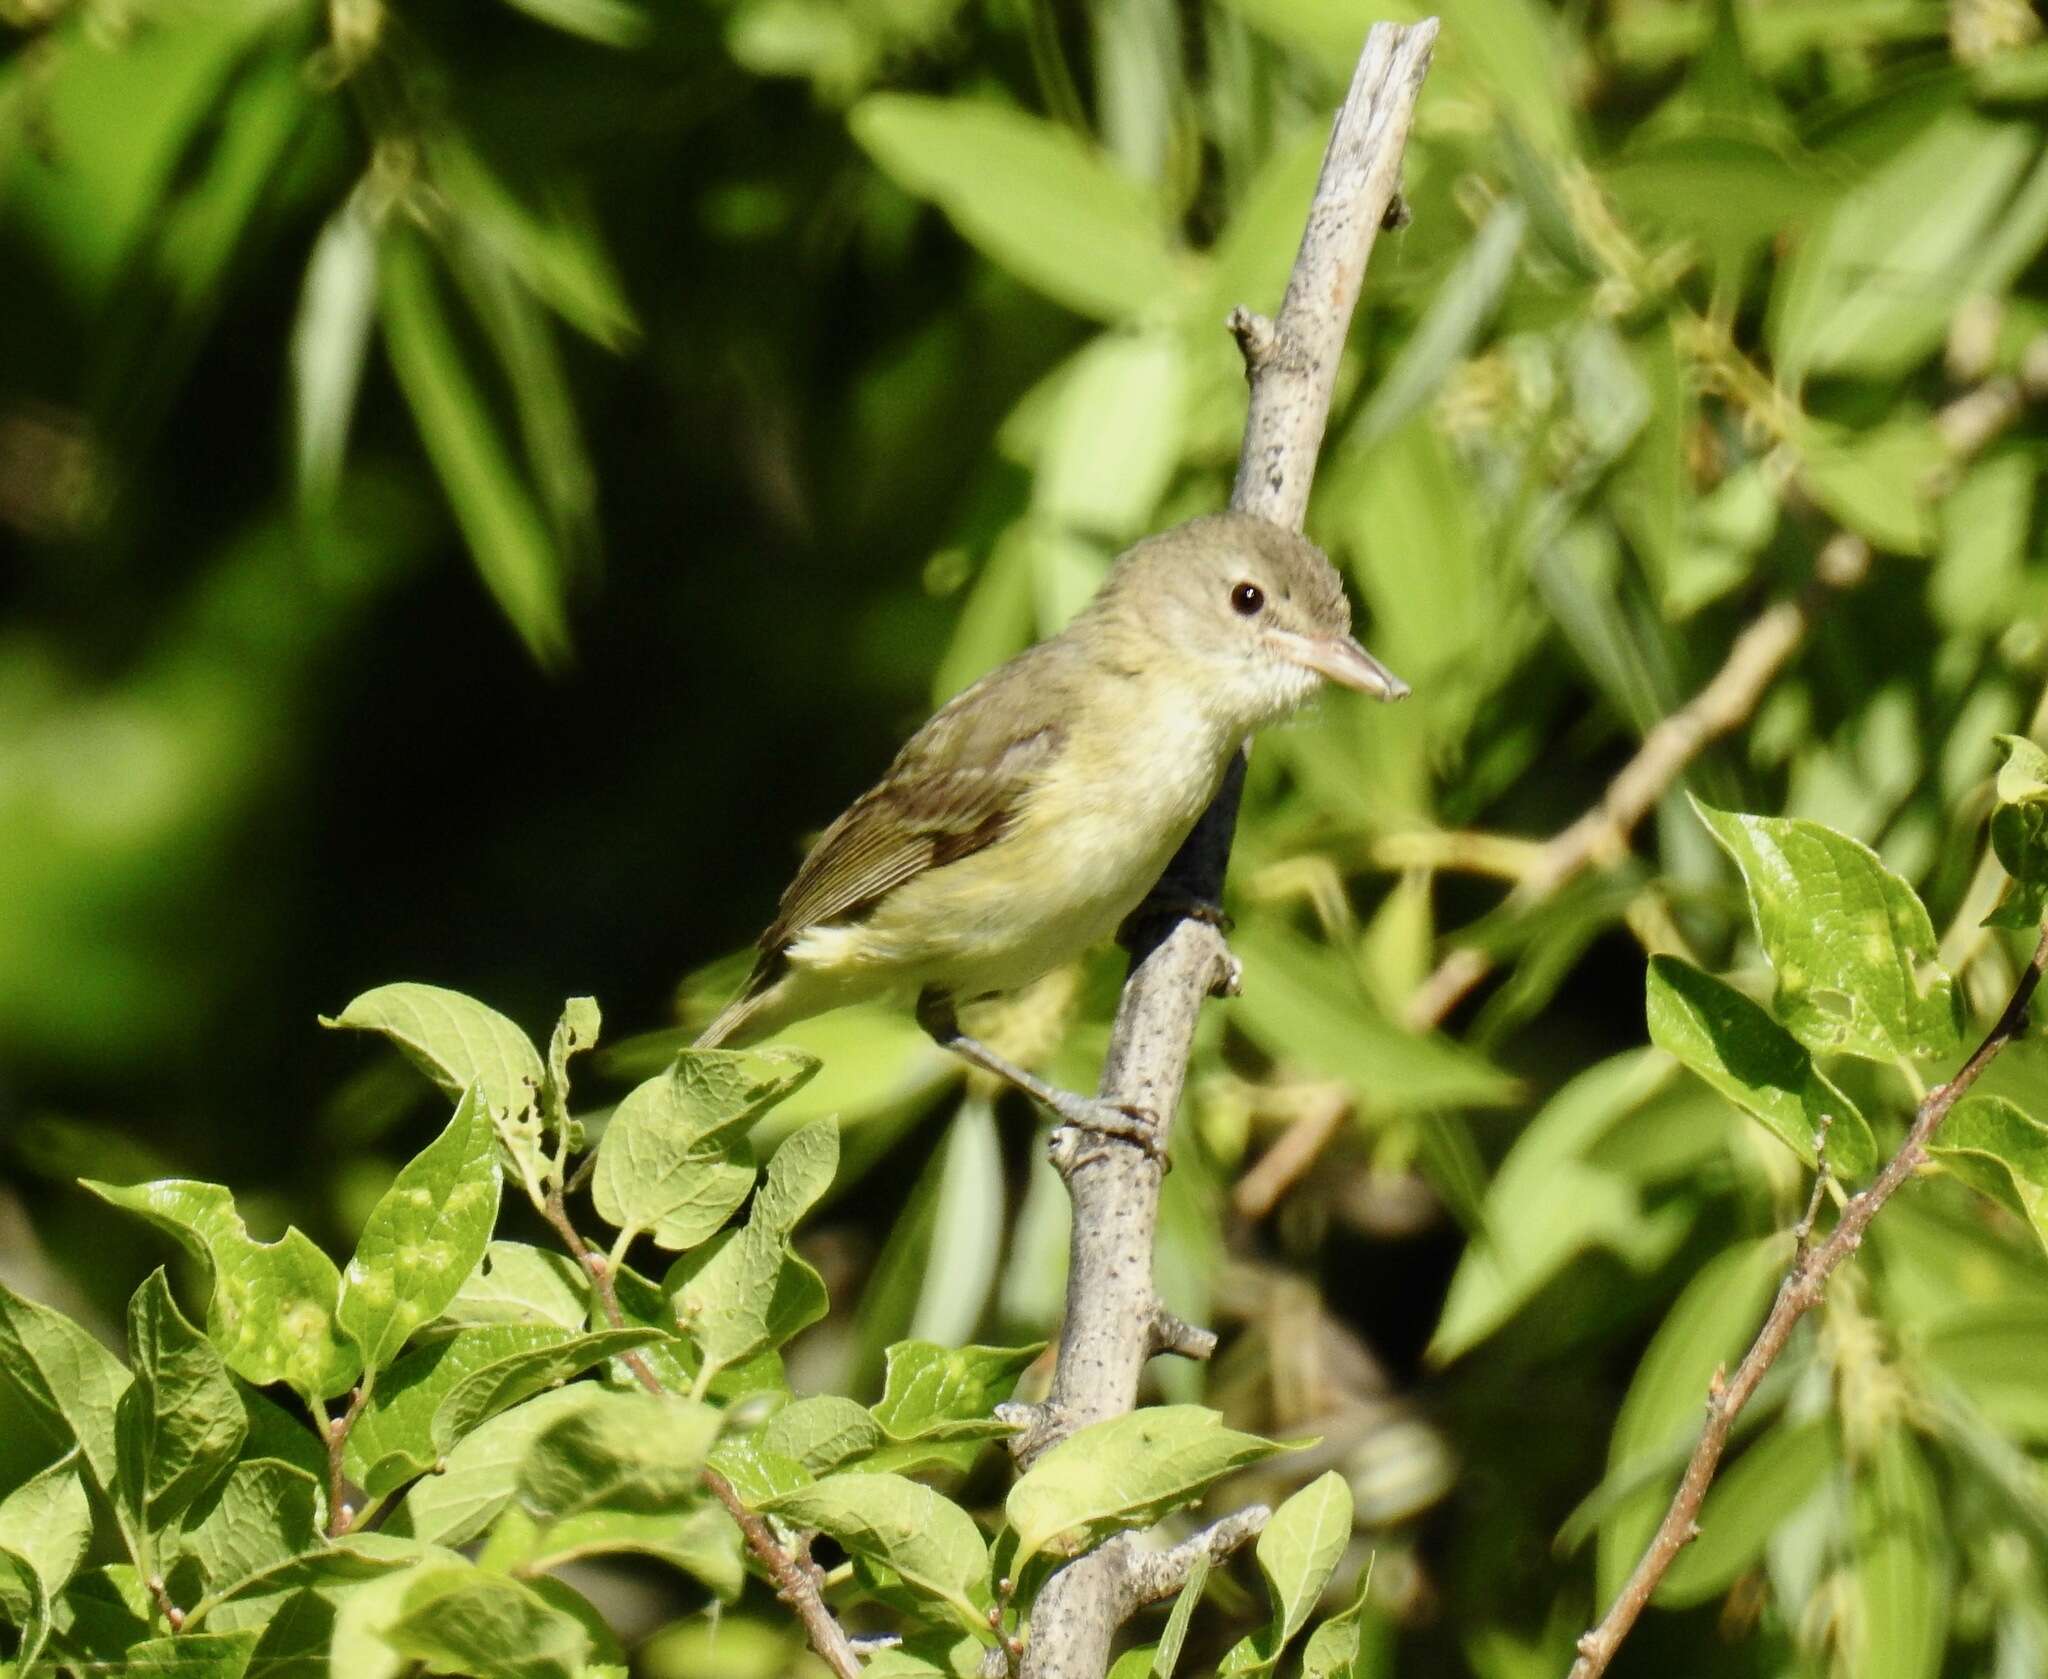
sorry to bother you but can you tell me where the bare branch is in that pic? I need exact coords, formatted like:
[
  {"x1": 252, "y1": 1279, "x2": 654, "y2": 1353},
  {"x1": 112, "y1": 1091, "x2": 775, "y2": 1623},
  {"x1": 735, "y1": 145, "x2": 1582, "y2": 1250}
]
[
  {"x1": 1567, "y1": 919, "x2": 2048, "y2": 1679},
  {"x1": 1017, "y1": 21, "x2": 1438, "y2": 1677}
]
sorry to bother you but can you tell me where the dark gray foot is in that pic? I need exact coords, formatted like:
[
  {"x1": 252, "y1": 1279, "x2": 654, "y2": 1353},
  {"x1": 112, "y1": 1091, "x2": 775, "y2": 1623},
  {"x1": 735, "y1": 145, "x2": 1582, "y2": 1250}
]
[
  {"x1": 1119, "y1": 890, "x2": 1233, "y2": 946},
  {"x1": 916, "y1": 988, "x2": 1168, "y2": 1161}
]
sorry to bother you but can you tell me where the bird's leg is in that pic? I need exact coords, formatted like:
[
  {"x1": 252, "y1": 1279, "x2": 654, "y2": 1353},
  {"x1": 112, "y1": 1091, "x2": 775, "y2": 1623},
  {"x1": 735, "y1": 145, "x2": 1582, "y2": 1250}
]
[
  {"x1": 915, "y1": 988, "x2": 1166, "y2": 1162},
  {"x1": 1117, "y1": 888, "x2": 1233, "y2": 948}
]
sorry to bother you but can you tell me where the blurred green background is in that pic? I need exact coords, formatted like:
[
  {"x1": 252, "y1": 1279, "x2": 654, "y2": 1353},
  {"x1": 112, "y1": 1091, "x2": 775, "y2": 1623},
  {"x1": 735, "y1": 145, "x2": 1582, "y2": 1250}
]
[{"x1": 4, "y1": 0, "x2": 2048, "y2": 1672}]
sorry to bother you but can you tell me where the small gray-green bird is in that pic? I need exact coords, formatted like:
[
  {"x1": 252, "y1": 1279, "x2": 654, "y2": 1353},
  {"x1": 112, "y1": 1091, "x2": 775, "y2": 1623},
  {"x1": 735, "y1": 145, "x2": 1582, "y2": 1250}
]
[{"x1": 697, "y1": 512, "x2": 1406, "y2": 1143}]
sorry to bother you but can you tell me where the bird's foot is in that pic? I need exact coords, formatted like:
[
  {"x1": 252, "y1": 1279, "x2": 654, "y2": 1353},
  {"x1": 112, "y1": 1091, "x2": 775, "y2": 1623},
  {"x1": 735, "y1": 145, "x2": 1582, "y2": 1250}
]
[{"x1": 1047, "y1": 1094, "x2": 1168, "y2": 1164}]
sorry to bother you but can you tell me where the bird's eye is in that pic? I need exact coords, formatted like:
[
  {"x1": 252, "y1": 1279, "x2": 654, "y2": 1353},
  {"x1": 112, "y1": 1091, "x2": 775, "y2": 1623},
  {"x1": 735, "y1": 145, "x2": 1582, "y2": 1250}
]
[{"x1": 1230, "y1": 581, "x2": 1265, "y2": 616}]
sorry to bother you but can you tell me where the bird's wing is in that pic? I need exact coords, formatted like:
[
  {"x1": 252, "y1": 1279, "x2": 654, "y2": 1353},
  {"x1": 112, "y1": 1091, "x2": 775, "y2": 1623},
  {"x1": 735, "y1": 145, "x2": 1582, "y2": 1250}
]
[{"x1": 757, "y1": 652, "x2": 1071, "y2": 960}]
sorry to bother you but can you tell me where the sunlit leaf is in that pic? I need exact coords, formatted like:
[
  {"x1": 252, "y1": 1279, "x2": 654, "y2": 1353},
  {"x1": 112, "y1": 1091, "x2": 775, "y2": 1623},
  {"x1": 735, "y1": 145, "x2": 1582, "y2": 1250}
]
[{"x1": 1985, "y1": 734, "x2": 2048, "y2": 929}]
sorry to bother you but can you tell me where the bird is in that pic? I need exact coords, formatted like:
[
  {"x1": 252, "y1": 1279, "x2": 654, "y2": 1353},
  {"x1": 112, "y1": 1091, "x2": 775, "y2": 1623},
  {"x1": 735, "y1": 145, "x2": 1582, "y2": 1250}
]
[{"x1": 695, "y1": 512, "x2": 1407, "y2": 1149}]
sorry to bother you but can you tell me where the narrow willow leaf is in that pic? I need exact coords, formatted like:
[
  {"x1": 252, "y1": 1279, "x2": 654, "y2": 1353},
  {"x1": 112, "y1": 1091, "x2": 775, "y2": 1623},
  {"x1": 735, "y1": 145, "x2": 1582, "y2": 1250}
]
[
  {"x1": 1849, "y1": 1427, "x2": 1949, "y2": 1679},
  {"x1": 849, "y1": 95, "x2": 1180, "y2": 323},
  {"x1": 82, "y1": 1179, "x2": 359, "y2": 1404},
  {"x1": 1596, "y1": 1235, "x2": 1785, "y2": 1604},
  {"x1": 1153, "y1": 1550, "x2": 1207, "y2": 1677},
  {"x1": 1645, "y1": 957, "x2": 1878, "y2": 1178},
  {"x1": 1655, "y1": 1419, "x2": 1834, "y2": 1606},
  {"x1": 291, "y1": 195, "x2": 377, "y2": 509},
  {"x1": 762, "y1": 1472, "x2": 990, "y2": 1631},
  {"x1": 1932, "y1": 1095, "x2": 2048, "y2": 1257},
  {"x1": 115, "y1": 1272, "x2": 247, "y2": 1550},
  {"x1": 1006, "y1": 1407, "x2": 1285, "y2": 1571},
  {"x1": 380, "y1": 229, "x2": 571, "y2": 666},
  {"x1": 337, "y1": 1085, "x2": 502, "y2": 1372},
  {"x1": 758, "y1": 1395, "x2": 882, "y2": 1473},
  {"x1": 0, "y1": 1280, "x2": 133, "y2": 1495},
  {"x1": 1692, "y1": 799, "x2": 1960, "y2": 1064},
  {"x1": 1985, "y1": 734, "x2": 2048, "y2": 930},
  {"x1": 382, "y1": 1563, "x2": 589, "y2": 1679},
  {"x1": 592, "y1": 1048, "x2": 816, "y2": 1250}
]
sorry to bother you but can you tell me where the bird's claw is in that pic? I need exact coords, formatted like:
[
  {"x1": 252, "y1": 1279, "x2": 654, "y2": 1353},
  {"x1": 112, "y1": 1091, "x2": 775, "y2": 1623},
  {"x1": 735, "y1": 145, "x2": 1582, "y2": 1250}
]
[{"x1": 1054, "y1": 1099, "x2": 1168, "y2": 1164}]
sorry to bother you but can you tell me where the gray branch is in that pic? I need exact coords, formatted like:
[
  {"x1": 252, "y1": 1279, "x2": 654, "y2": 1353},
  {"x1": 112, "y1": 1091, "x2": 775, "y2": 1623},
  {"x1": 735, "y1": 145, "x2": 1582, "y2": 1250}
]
[{"x1": 1014, "y1": 21, "x2": 1438, "y2": 1679}]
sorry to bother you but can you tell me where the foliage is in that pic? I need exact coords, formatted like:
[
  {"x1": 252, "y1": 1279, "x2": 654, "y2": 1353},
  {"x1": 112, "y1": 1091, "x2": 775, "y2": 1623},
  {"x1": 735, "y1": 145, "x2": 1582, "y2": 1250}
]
[{"x1": 4, "y1": 0, "x2": 2048, "y2": 1673}]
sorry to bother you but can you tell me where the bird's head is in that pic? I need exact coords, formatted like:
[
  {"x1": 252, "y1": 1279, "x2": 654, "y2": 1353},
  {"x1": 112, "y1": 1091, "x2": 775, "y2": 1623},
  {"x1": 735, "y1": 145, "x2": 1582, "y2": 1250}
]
[{"x1": 1088, "y1": 513, "x2": 1409, "y2": 729}]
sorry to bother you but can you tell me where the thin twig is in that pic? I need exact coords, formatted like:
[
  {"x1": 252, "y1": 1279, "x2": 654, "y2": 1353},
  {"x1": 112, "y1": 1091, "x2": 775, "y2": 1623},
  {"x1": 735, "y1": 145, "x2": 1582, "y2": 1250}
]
[
  {"x1": 1232, "y1": 1083, "x2": 1353, "y2": 1220},
  {"x1": 325, "y1": 1384, "x2": 369, "y2": 1537},
  {"x1": 1011, "y1": 22, "x2": 1438, "y2": 1679},
  {"x1": 1567, "y1": 919, "x2": 2048, "y2": 1679},
  {"x1": 1406, "y1": 335, "x2": 2048, "y2": 1034},
  {"x1": 539, "y1": 1186, "x2": 864, "y2": 1679}
]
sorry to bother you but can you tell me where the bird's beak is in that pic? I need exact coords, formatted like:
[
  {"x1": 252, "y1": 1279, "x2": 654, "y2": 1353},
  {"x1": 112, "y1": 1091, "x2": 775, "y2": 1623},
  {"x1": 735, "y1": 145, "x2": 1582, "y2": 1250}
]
[{"x1": 1268, "y1": 630, "x2": 1411, "y2": 701}]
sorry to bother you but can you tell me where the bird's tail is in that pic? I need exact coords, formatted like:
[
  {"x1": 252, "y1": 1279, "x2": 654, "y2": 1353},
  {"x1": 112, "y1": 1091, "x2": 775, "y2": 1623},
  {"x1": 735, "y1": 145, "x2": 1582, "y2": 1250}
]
[{"x1": 693, "y1": 961, "x2": 782, "y2": 1049}]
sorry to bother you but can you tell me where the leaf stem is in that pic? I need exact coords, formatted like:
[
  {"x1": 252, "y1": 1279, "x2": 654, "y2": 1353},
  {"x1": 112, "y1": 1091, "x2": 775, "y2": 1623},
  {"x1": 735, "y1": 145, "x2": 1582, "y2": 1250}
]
[
  {"x1": 325, "y1": 1382, "x2": 371, "y2": 1537},
  {"x1": 535, "y1": 1185, "x2": 864, "y2": 1679},
  {"x1": 1566, "y1": 918, "x2": 2048, "y2": 1679}
]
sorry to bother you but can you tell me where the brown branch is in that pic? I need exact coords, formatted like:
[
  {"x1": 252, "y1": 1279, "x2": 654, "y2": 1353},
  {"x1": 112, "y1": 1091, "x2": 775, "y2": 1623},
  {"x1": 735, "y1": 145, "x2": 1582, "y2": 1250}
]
[
  {"x1": 539, "y1": 1187, "x2": 864, "y2": 1679},
  {"x1": 324, "y1": 1384, "x2": 369, "y2": 1538},
  {"x1": 1406, "y1": 331, "x2": 2048, "y2": 1034},
  {"x1": 1567, "y1": 919, "x2": 2048, "y2": 1679},
  {"x1": 1231, "y1": 1083, "x2": 1352, "y2": 1221},
  {"x1": 1013, "y1": 21, "x2": 1439, "y2": 1679}
]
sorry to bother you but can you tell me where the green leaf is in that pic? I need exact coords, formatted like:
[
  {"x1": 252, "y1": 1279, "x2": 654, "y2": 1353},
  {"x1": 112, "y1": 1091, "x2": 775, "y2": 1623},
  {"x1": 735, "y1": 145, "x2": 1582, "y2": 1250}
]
[
  {"x1": 762, "y1": 1471, "x2": 990, "y2": 1631},
  {"x1": 81, "y1": 1179, "x2": 359, "y2": 1404},
  {"x1": 1032, "y1": 329, "x2": 1188, "y2": 541},
  {"x1": 669, "y1": 1119, "x2": 838, "y2": 1386},
  {"x1": 1153, "y1": 1550, "x2": 1207, "y2": 1677},
  {"x1": 1850, "y1": 1426, "x2": 1949, "y2": 1679},
  {"x1": 704, "y1": 1436, "x2": 812, "y2": 1506},
  {"x1": 1771, "y1": 113, "x2": 2035, "y2": 383},
  {"x1": 1692, "y1": 799, "x2": 1961, "y2": 1064},
  {"x1": 379, "y1": 229, "x2": 571, "y2": 666},
  {"x1": 115, "y1": 1272, "x2": 247, "y2": 1553},
  {"x1": 1596, "y1": 1235, "x2": 1785, "y2": 1604},
  {"x1": 391, "y1": 1386, "x2": 607, "y2": 1548},
  {"x1": 591, "y1": 1048, "x2": 816, "y2": 1250},
  {"x1": 432, "y1": 1328, "x2": 660, "y2": 1454},
  {"x1": 1299, "y1": 1568, "x2": 1377, "y2": 1679},
  {"x1": 291, "y1": 195, "x2": 378, "y2": 510},
  {"x1": 517, "y1": 1389, "x2": 722, "y2": 1521},
  {"x1": 1222, "y1": 1472, "x2": 1353, "y2": 1672},
  {"x1": 382, "y1": 1562, "x2": 589, "y2": 1679},
  {"x1": 0, "y1": 1452, "x2": 90, "y2": 1656},
  {"x1": 124, "y1": 1628, "x2": 258, "y2": 1677},
  {"x1": 1431, "y1": 1053, "x2": 1694, "y2": 1362},
  {"x1": 337, "y1": 1085, "x2": 503, "y2": 1372},
  {"x1": 1986, "y1": 734, "x2": 2048, "y2": 930},
  {"x1": 870, "y1": 1340, "x2": 1043, "y2": 1443},
  {"x1": 544, "y1": 996, "x2": 602, "y2": 1129},
  {"x1": 441, "y1": 1242, "x2": 589, "y2": 1333},
  {"x1": 177, "y1": 1458, "x2": 321, "y2": 1609},
  {"x1": 323, "y1": 982, "x2": 549, "y2": 1189},
  {"x1": 0, "y1": 1280, "x2": 133, "y2": 1496},
  {"x1": 849, "y1": 95, "x2": 1181, "y2": 323},
  {"x1": 1655, "y1": 1419, "x2": 1834, "y2": 1606},
  {"x1": 480, "y1": 1501, "x2": 743, "y2": 1599},
  {"x1": 1932, "y1": 1095, "x2": 2048, "y2": 1256},
  {"x1": 1644, "y1": 957, "x2": 1878, "y2": 1178},
  {"x1": 348, "y1": 1325, "x2": 590, "y2": 1495},
  {"x1": 758, "y1": 1395, "x2": 882, "y2": 1473},
  {"x1": 1230, "y1": 920, "x2": 1522, "y2": 1113},
  {"x1": 1006, "y1": 1407, "x2": 1285, "y2": 1572},
  {"x1": 1798, "y1": 416, "x2": 1943, "y2": 556}
]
